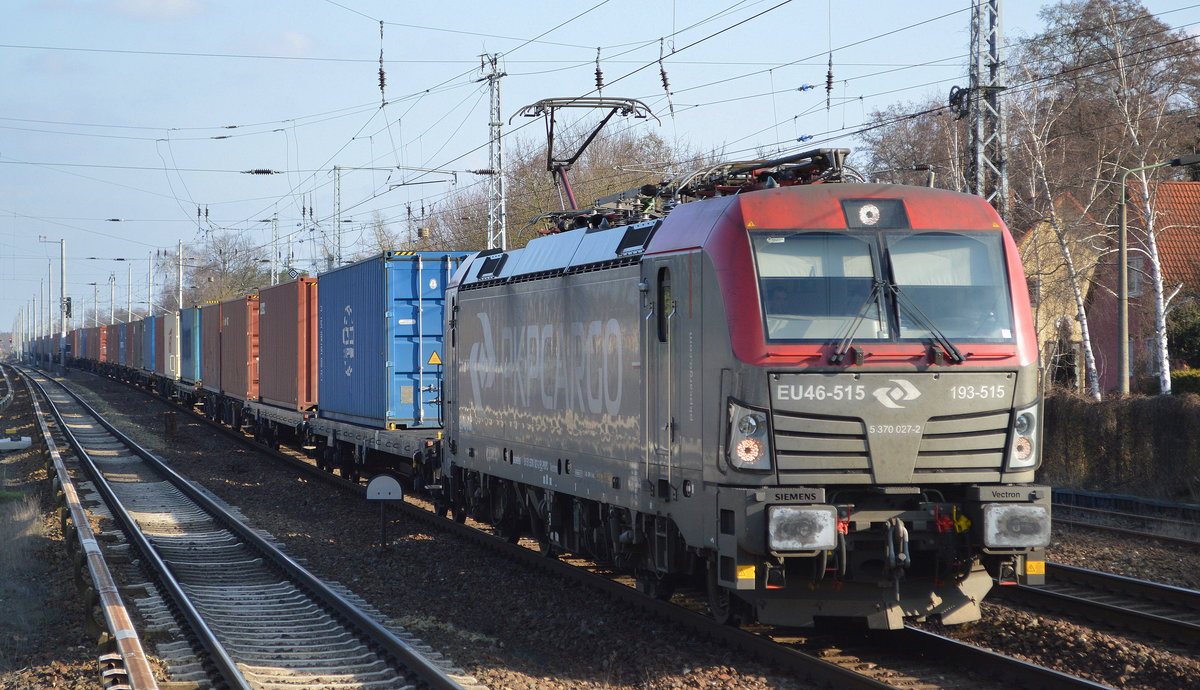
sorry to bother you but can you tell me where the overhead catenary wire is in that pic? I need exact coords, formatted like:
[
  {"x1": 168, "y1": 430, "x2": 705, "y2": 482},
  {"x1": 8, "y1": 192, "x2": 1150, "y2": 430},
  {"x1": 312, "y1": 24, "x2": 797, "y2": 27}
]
[{"x1": 8, "y1": 1, "x2": 1200, "y2": 301}]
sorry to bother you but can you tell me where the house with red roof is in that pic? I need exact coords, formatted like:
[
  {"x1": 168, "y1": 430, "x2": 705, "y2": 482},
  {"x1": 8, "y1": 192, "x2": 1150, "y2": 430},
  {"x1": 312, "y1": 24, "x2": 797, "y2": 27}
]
[{"x1": 1087, "y1": 180, "x2": 1200, "y2": 392}]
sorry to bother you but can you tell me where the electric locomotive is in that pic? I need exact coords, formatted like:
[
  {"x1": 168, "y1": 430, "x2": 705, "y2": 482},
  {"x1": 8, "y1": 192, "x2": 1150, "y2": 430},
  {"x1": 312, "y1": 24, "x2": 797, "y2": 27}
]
[{"x1": 441, "y1": 149, "x2": 1049, "y2": 629}]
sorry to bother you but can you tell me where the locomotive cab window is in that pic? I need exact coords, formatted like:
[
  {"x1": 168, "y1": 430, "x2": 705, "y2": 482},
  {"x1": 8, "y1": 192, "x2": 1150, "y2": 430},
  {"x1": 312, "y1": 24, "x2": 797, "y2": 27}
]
[
  {"x1": 753, "y1": 232, "x2": 884, "y2": 341},
  {"x1": 886, "y1": 231, "x2": 1014, "y2": 342}
]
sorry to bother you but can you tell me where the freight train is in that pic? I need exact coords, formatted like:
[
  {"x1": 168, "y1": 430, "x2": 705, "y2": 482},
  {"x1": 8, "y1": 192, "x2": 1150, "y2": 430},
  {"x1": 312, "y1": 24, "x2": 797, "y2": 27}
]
[{"x1": 33, "y1": 149, "x2": 1050, "y2": 630}]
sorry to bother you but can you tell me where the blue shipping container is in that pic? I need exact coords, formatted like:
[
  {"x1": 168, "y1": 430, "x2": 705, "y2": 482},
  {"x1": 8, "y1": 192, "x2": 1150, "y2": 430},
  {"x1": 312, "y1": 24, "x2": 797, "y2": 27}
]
[
  {"x1": 141, "y1": 315, "x2": 156, "y2": 371},
  {"x1": 317, "y1": 251, "x2": 468, "y2": 428},
  {"x1": 180, "y1": 306, "x2": 202, "y2": 383}
]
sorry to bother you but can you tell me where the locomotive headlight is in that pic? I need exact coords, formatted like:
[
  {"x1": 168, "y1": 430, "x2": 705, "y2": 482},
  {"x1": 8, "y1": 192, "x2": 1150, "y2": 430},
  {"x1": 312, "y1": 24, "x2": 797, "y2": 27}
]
[
  {"x1": 768, "y1": 505, "x2": 838, "y2": 551},
  {"x1": 737, "y1": 414, "x2": 761, "y2": 435},
  {"x1": 982, "y1": 503, "x2": 1051, "y2": 548},
  {"x1": 1007, "y1": 404, "x2": 1040, "y2": 470},
  {"x1": 727, "y1": 400, "x2": 772, "y2": 472}
]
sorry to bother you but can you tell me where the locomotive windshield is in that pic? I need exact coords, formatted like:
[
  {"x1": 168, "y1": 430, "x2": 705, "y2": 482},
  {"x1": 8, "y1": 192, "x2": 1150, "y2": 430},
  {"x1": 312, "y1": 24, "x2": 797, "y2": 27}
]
[
  {"x1": 887, "y1": 231, "x2": 1013, "y2": 341},
  {"x1": 754, "y1": 232, "x2": 883, "y2": 341},
  {"x1": 753, "y1": 230, "x2": 1014, "y2": 343}
]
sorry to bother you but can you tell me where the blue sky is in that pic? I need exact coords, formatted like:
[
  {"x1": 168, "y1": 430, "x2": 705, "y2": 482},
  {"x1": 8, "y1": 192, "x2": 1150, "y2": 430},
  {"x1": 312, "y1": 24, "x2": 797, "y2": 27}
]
[{"x1": 3, "y1": 0, "x2": 1199, "y2": 334}]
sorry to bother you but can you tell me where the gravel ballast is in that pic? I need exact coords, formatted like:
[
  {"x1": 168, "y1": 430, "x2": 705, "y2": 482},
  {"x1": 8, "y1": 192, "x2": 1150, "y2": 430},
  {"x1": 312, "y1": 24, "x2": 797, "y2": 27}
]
[{"x1": 13, "y1": 369, "x2": 1200, "y2": 689}]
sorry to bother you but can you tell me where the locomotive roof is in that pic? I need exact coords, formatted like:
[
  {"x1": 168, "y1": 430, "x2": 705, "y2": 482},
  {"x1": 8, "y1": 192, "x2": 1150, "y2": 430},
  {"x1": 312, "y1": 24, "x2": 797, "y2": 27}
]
[{"x1": 452, "y1": 182, "x2": 1007, "y2": 290}]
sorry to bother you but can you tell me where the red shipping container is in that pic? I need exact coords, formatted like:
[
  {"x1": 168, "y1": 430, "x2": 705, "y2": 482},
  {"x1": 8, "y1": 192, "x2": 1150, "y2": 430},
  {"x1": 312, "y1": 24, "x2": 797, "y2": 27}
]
[
  {"x1": 71, "y1": 329, "x2": 81, "y2": 360},
  {"x1": 88, "y1": 325, "x2": 107, "y2": 362},
  {"x1": 219, "y1": 295, "x2": 259, "y2": 401},
  {"x1": 258, "y1": 278, "x2": 318, "y2": 411},
  {"x1": 103, "y1": 324, "x2": 118, "y2": 363},
  {"x1": 200, "y1": 302, "x2": 222, "y2": 393}
]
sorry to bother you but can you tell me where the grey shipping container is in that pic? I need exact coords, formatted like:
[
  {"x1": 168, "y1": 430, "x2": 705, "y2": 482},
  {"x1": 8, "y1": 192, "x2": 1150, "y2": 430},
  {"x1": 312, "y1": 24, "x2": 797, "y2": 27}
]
[
  {"x1": 157, "y1": 311, "x2": 181, "y2": 379},
  {"x1": 141, "y1": 314, "x2": 156, "y2": 372},
  {"x1": 129, "y1": 319, "x2": 143, "y2": 372},
  {"x1": 317, "y1": 251, "x2": 468, "y2": 428},
  {"x1": 180, "y1": 306, "x2": 202, "y2": 384},
  {"x1": 200, "y1": 302, "x2": 222, "y2": 393}
]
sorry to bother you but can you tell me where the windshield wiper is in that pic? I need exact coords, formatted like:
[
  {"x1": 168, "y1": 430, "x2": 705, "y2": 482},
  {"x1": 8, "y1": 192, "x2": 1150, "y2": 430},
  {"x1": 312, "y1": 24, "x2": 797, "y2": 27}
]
[
  {"x1": 830, "y1": 279, "x2": 884, "y2": 364},
  {"x1": 887, "y1": 283, "x2": 965, "y2": 363}
]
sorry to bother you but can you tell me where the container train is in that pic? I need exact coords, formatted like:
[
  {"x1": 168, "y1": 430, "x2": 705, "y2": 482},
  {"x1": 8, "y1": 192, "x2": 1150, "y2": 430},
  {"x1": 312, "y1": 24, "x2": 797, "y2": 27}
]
[{"x1": 32, "y1": 148, "x2": 1050, "y2": 630}]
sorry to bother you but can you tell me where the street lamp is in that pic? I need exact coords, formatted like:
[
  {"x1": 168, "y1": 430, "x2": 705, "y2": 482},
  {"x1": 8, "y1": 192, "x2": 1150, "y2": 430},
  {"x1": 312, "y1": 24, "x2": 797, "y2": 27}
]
[
  {"x1": 88, "y1": 283, "x2": 99, "y2": 327},
  {"x1": 1117, "y1": 153, "x2": 1200, "y2": 395}
]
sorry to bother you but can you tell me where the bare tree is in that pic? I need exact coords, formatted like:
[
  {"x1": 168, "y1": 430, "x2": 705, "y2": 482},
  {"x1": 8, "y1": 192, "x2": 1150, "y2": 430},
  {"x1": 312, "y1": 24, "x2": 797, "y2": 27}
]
[
  {"x1": 418, "y1": 125, "x2": 707, "y2": 252},
  {"x1": 182, "y1": 231, "x2": 271, "y2": 306},
  {"x1": 1032, "y1": 0, "x2": 1200, "y2": 393},
  {"x1": 857, "y1": 0, "x2": 1200, "y2": 396},
  {"x1": 855, "y1": 99, "x2": 967, "y2": 192}
]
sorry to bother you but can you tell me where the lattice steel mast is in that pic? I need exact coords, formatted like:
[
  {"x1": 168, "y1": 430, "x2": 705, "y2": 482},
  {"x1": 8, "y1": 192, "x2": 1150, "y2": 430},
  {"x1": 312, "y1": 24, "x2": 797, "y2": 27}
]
[
  {"x1": 480, "y1": 54, "x2": 508, "y2": 251},
  {"x1": 950, "y1": 0, "x2": 1009, "y2": 221}
]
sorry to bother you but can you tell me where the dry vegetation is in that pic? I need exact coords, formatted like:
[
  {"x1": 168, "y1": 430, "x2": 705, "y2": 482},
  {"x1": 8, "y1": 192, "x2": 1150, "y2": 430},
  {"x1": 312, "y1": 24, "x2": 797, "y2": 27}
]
[{"x1": 1042, "y1": 390, "x2": 1200, "y2": 501}]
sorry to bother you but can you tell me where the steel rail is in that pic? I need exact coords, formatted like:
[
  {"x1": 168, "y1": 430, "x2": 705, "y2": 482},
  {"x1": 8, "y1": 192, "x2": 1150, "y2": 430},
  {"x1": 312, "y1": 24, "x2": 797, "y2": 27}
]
[
  {"x1": 23, "y1": 367, "x2": 251, "y2": 690},
  {"x1": 894, "y1": 626, "x2": 1109, "y2": 689},
  {"x1": 29, "y1": 368, "x2": 472, "y2": 690},
  {"x1": 1053, "y1": 516, "x2": 1200, "y2": 548},
  {"x1": 1053, "y1": 488, "x2": 1200, "y2": 522},
  {"x1": 181, "y1": 409, "x2": 1106, "y2": 689},
  {"x1": 21, "y1": 370, "x2": 161, "y2": 690},
  {"x1": 0, "y1": 363, "x2": 14, "y2": 411},
  {"x1": 72, "y1": 367, "x2": 1111, "y2": 689},
  {"x1": 74, "y1": 370, "x2": 901, "y2": 689},
  {"x1": 992, "y1": 562, "x2": 1200, "y2": 645},
  {"x1": 1054, "y1": 502, "x2": 1199, "y2": 530}
]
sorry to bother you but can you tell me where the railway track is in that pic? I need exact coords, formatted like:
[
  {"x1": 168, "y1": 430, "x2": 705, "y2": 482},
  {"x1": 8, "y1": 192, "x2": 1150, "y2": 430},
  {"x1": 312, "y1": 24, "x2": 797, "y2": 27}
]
[
  {"x1": 1053, "y1": 489, "x2": 1200, "y2": 547},
  {"x1": 21, "y1": 367, "x2": 481, "y2": 690},
  {"x1": 63, "y1": 368, "x2": 1110, "y2": 690},
  {"x1": 994, "y1": 562, "x2": 1200, "y2": 646}
]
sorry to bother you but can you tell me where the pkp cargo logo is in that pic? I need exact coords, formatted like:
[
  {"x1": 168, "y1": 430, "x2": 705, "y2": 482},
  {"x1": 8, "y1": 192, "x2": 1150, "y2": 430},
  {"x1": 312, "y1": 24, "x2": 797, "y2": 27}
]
[{"x1": 873, "y1": 379, "x2": 920, "y2": 409}]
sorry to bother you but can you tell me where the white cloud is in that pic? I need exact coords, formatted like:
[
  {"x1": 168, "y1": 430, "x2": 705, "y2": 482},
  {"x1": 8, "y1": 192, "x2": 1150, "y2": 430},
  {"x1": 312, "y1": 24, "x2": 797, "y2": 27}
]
[
  {"x1": 264, "y1": 31, "x2": 315, "y2": 57},
  {"x1": 106, "y1": 0, "x2": 204, "y2": 21}
]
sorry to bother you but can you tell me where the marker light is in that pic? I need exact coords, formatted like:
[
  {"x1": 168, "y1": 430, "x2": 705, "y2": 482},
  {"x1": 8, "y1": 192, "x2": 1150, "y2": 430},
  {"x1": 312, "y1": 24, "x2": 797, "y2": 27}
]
[
  {"x1": 727, "y1": 400, "x2": 772, "y2": 472},
  {"x1": 1007, "y1": 404, "x2": 1040, "y2": 470}
]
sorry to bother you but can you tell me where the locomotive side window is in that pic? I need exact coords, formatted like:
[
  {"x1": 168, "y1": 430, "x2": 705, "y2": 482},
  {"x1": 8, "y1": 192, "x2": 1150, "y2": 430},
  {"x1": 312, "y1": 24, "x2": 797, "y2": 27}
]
[
  {"x1": 753, "y1": 232, "x2": 882, "y2": 341},
  {"x1": 887, "y1": 232, "x2": 1014, "y2": 341}
]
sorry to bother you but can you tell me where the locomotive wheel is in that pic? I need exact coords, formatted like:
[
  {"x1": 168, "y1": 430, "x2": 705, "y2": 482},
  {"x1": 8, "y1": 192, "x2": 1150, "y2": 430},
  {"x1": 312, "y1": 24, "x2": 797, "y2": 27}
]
[
  {"x1": 706, "y1": 560, "x2": 742, "y2": 626},
  {"x1": 491, "y1": 485, "x2": 521, "y2": 543},
  {"x1": 635, "y1": 571, "x2": 676, "y2": 601}
]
